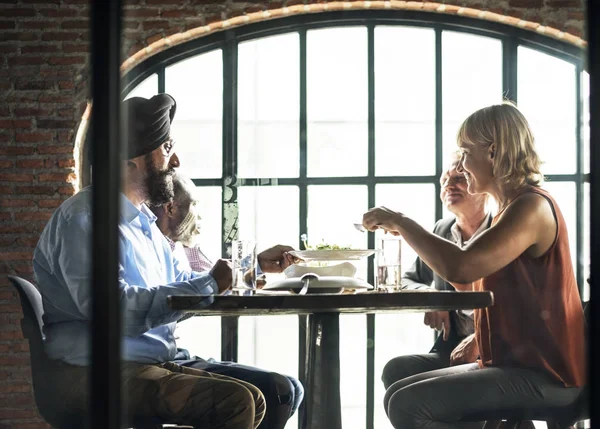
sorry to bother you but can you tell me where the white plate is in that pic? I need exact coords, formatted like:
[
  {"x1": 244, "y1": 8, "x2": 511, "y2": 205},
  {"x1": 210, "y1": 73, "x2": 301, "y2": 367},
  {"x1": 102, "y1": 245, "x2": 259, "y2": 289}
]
[
  {"x1": 284, "y1": 262, "x2": 357, "y2": 278},
  {"x1": 263, "y1": 276, "x2": 373, "y2": 294},
  {"x1": 289, "y1": 249, "x2": 376, "y2": 261}
]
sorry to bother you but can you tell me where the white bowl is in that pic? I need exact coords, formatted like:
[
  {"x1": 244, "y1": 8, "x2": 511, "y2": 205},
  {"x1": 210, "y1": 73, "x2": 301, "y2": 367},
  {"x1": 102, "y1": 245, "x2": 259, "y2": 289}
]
[{"x1": 283, "y1": 262, "x2": 357, "y2": 279}]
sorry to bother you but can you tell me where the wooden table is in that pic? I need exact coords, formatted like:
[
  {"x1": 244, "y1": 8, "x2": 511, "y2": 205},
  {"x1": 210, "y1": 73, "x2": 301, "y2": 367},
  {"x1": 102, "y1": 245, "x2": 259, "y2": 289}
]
[{"x1": 168, "y1": 291, "x2": 494, "y2": 429}]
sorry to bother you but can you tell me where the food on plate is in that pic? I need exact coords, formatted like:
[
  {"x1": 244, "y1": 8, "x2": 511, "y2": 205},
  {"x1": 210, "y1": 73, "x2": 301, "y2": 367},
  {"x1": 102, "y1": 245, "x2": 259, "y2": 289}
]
[{"x1": 300, "y1": 233, "x2": 352, "y2": 251}]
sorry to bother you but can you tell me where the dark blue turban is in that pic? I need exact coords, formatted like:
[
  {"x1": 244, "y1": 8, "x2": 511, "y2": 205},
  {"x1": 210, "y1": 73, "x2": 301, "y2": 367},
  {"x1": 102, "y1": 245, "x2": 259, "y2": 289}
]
[{"x1": 123, "y1": 93, "x2": 177, "y2": 159}]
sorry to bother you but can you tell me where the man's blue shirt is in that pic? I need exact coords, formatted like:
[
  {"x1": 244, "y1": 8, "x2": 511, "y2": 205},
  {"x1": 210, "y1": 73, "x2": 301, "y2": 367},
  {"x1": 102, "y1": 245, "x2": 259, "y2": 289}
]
[{"x1": 33, "y1": 187, "x2": 218, "y2": 365}]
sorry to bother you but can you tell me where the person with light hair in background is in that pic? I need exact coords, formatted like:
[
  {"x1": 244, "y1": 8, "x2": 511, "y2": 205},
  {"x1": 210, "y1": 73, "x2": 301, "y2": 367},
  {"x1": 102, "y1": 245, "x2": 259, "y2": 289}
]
[
  {"x1": 381, "y1": 151, "x2": 491, "y2": 391},
  {"x1": 150, "y1": 172, "x2": 304, "y2": 429},
  {"x1": 363, "y1": 101, "x2": 586, "y2": 429}
]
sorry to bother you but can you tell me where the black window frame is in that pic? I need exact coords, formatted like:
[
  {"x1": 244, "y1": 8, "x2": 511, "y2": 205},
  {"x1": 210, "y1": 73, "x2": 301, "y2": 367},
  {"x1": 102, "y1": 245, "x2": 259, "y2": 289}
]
[{"x1": 118, "y1": 10, "x2": 587, "y2": 429}]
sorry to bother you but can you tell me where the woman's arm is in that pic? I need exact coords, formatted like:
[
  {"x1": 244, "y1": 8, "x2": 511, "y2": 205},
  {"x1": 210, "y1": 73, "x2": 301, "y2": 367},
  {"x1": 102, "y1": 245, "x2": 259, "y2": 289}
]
[{"x1": 363, "y1": 192, "x2": 556, "y2": 286}]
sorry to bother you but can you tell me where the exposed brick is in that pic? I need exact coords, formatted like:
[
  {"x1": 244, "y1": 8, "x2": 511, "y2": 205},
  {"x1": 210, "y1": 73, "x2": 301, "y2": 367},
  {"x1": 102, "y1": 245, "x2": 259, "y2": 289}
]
[
  {"x1": 48, "y1": 56, "x2": 86, "y2": 65},
  {"x1": 124, "y1": 7, "x2": 160, "y2": 17},
  {"x1": 15, "y1": 132, "x2": 53, "y2": 143},
  {"x1": 0, "y1": 384, "x2": 31, "y2": 394},
  {"x1": 0, "y1": 173, "x2": 35, "y2": 182},
  {"x1": 7, "y1": 56, "x2": 46, "y2": 66},
  {"x1": 36, "y1": 119, "x2": 75, "y2": 129},
  {"x1": 0, "y1": 120, "x2": 32, "y2": 129},
  {"x1": 0, "y1": 252, "x2": 32, "y2": 261},
  {"x1": 0, "y1": 107, "x2": 10, "y2": 116},
  {"x1": 62, "y1": 43, "x2": 88, "y2": 53},
  {"x1": 20, "y1": 45, "x2": 61, "y2": 54},
  {"x1": 0, "y1": 147, "x2": 35, "y2": 156},
  {"x1": 20, "y1": 20, "x2": 58, "y2": 30},
  {"x1": 16, "y1": 160, "x2": 44, "y2": 169},
  {"x1": 143, "y1": 20, "x2": 173, "y2": 30},
  {"x1": 41, "y1": 31, "x2": 79, "y2": 42},
  {"x1": 14, "y1": 186, "x2": 56, "y2": 195},
  {"x1": 38, "y1": 8, "x2": 79, "y2": 18},
  {"x1": 0, "y1": 212, "x2": 12, "y2": 221},
  {"x1": 161, "y1": 9, "x2": 197, "y2": 18},
  {"x1": 58, "y1": 186, "x2": 76, "y2": 195},
  {"x1": 0, "y1": 44, "x2": 18, "y2": 54},
  {"x1": 39, "y1": 94, "x2": 75, "y2": 103},
  {"x1": 37, "y1": 146, "x2": 72, "y2": 155},
  {"x1": 2, "y1": 8, "x2": 36, "y2": 17},
  {"x1": 37, "y1": 199, "x2": 63, "y2": 208},
  {"x1": 18, "y1": 212, "x2": 53, "y2": 221},
  {"x1": 0, "y1": 199, "x2": 36, "y2": 208},
  {"x1": 57, "y1": 131, "x2": 74, "y2": 142},
  {"x1": 14, "y1": 81, "x2": 54, "y2": 91},
  {"x1": 508, "y1": 0, "x2": 543, "y2": 6},
  {"x1": 58, "y1": 158, "x2": 76, "y2": 168},
  {"x1": 547, "y1": 0, "x2": 580, "y2": 6},
  {"x1": 16, "y1": 236, "x2": 41, "y2": 247},
  {"x1": 13, "y1": 108, "x2": 52, "y2": 117},
  {"x1": 58, "y1": 80, "x2": 75, "y2": 90},
  {"x1": 146, "y1": 34, "x2": 164, "y2": 45},
  {"x1": 0, "y1": 21, "x2": 16, "y2": 30},
  {"x1": 0, "y1": 161, "x2": 14, "y2": 168},
  {"x1": 60, "y1": 19, "x2": 88, "y2": 29},
  {"x1": 38, "y1": 172, "x2": 76, "y2": 183},
  {"x1": 0, "y1": 32, "x2": 38, "y2": 42}
]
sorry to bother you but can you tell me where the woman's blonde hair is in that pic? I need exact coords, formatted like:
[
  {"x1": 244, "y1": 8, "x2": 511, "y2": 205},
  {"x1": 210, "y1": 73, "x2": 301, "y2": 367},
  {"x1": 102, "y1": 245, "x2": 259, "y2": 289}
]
[{"x1": 457, "y1": 101, "x2": 544, "y2": 189}]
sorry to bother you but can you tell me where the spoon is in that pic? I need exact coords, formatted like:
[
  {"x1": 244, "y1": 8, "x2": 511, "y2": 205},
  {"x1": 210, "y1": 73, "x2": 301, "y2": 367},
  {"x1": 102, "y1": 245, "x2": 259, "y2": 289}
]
[{"x1": 353, "y1": 223, "x2": 366, "y2": 232}]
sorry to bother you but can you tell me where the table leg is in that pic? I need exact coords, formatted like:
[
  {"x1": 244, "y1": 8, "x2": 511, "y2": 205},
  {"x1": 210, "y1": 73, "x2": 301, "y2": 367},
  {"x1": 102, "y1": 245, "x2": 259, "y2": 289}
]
[
  {"x1": 301, "y1": 312, "x2": 342, "y2": 429},
  {"x1": 221, "y1": 316, "x2": 239, "y2": 362}
]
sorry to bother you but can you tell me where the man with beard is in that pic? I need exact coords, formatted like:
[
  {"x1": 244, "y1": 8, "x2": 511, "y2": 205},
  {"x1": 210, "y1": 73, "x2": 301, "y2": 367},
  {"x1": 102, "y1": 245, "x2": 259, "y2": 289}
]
[
  {"x1": 381, "y1": 153, "x2": 491, "y2": 391},
  {"x1": 32, "y1": 94, "x2": 294, "y2": 428},
  {"x1": 149, "y1": 172, "x2": 304, "y2": 429}
]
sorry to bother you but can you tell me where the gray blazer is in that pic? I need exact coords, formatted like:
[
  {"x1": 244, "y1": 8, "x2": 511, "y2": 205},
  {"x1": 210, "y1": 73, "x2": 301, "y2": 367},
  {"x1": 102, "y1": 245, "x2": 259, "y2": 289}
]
[{"x1": 401, "y1": 216, "x2": 491, "y2": 355}]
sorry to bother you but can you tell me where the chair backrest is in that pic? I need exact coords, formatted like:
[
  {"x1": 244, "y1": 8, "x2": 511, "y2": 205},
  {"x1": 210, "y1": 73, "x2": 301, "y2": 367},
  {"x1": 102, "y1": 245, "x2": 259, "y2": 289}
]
[{"x1": 8, "y1": 275, "x2": 45, "y2": 344}]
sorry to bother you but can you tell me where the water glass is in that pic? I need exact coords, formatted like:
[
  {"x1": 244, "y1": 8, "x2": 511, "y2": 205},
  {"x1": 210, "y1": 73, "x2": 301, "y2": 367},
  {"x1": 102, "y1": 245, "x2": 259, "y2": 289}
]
[
  {"x1": 376, "y1": 237, "x2": 402, "y2": 292},
  {"x1": 231, "y1": 240, "x2": 258, "y2": 295}
]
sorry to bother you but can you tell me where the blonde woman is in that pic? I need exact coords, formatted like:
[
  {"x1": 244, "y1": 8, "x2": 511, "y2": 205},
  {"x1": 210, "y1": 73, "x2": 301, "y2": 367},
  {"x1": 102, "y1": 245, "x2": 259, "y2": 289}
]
[{"x1": 363, "y1": 101, "x2": 585, "y2": 429}]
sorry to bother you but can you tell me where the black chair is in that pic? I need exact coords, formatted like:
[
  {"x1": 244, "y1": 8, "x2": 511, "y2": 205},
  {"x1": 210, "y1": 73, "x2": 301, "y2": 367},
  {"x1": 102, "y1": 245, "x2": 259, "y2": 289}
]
[
  {"x1": 464, "y1": 301, "x2": 590, "y2": 429},
  {"x1": 8, "y1": 275, "x2": 191, "y2": 429}
]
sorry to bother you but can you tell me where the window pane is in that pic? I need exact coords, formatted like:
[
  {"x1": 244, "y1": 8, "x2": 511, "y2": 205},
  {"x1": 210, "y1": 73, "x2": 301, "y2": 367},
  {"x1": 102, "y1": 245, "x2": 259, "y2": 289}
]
[
  {"x1": 584, "y1": 182, "x2": 589, "y2": 301},
  {"x1": 166, "y1": 50, "x2": 223, "y2": 178},
  {"x1": 238, "y1": 185, "x2": 300, "y2": 429},
  {"x1": 238, "y1": 185, "x2": 299, "y2": 251},
  {"x1": 340, "y1": 314, "x2": 366, "y2": 429},
  {"x1": 307, "y1": 185, "x2": 369, "y2": 278},
  {"x1": 583, "y1": 71, "x2": 590, "y2": 175},
  {"x1": 544, "y1": 182, "x2": 577, "y2": 274},
  {"x1": 442, "y1": 32, "x2": 502, "y2": 165},
  {"x1": 374, "y1": 184, "x2": 437, "y2": 429},
  {"x1": 518, "y1": 46, "x2": 577, "y2": 175},
  {"x1": 238, "y1": 315, "x2": 300, "y2": 429},
  {"x1": 194, "y1": 186, "x2": 223, "y2": 263},
  {"x1": 307, "y1": 27, "x2": 368, "y2": 177},
  {"x1": 375, "y1": 27, "x2": 436, "y2": 176},
  {"x1": 124, "y1": 74, "x2": 158, "y2": 100},
  {"x1": 374, "y1": 313, "x2": 433, "y2": 429},
  {"x1": 238, "y1": 33, "x2": 300, "y2": 178},
  {"x1": 375, "y1": 184, "x2": 436, "y2": 273}
]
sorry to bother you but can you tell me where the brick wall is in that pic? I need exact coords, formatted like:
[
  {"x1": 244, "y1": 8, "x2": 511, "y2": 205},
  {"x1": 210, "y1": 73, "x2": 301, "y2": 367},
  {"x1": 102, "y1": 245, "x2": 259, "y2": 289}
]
[{"x1": 0, "y1": 0, "x2": 585, "y2": 427}]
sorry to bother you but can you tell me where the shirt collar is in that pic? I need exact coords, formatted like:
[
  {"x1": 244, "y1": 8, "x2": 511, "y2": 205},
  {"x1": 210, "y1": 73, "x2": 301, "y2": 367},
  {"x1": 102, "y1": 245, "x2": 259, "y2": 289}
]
[
  {"x1": 450, "y1": 213, "x2": 491, "y2": 247},
  {"x1": 120, "y1": 193, "x2": 157, "y2": 225}
]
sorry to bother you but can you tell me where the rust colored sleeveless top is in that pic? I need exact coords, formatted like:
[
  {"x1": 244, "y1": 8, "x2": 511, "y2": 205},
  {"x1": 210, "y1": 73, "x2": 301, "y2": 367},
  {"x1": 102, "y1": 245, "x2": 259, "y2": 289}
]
[{"x1": 474, "y1": 186, "x2": 586, "y2": 387}]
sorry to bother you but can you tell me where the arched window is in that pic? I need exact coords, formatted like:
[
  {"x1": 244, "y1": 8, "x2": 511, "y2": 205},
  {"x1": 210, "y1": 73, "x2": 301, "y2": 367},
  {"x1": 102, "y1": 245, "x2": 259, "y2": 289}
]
[{"x1": 122, "y1": 10, "x2": 587, "y2": 429}]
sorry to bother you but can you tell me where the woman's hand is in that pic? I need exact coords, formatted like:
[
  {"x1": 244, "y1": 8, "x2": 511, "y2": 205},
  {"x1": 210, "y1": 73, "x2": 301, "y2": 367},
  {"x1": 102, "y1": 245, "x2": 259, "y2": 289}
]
[
  {"x1": 362, "y1": 206, "x2": 403, "y2": 235},
  {"x1": 450, "y1": 333, "x2": 479, "y2": 366}
]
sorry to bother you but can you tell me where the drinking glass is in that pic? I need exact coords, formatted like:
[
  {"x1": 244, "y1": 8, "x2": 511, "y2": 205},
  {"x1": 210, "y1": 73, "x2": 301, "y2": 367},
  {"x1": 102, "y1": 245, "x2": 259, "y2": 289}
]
[
  {"x1": 376, "y1": 237, "x2": 402, "y2": 292},
  {"x1": 231, "y1": 240, "x2": 258, "y2": 295}
]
